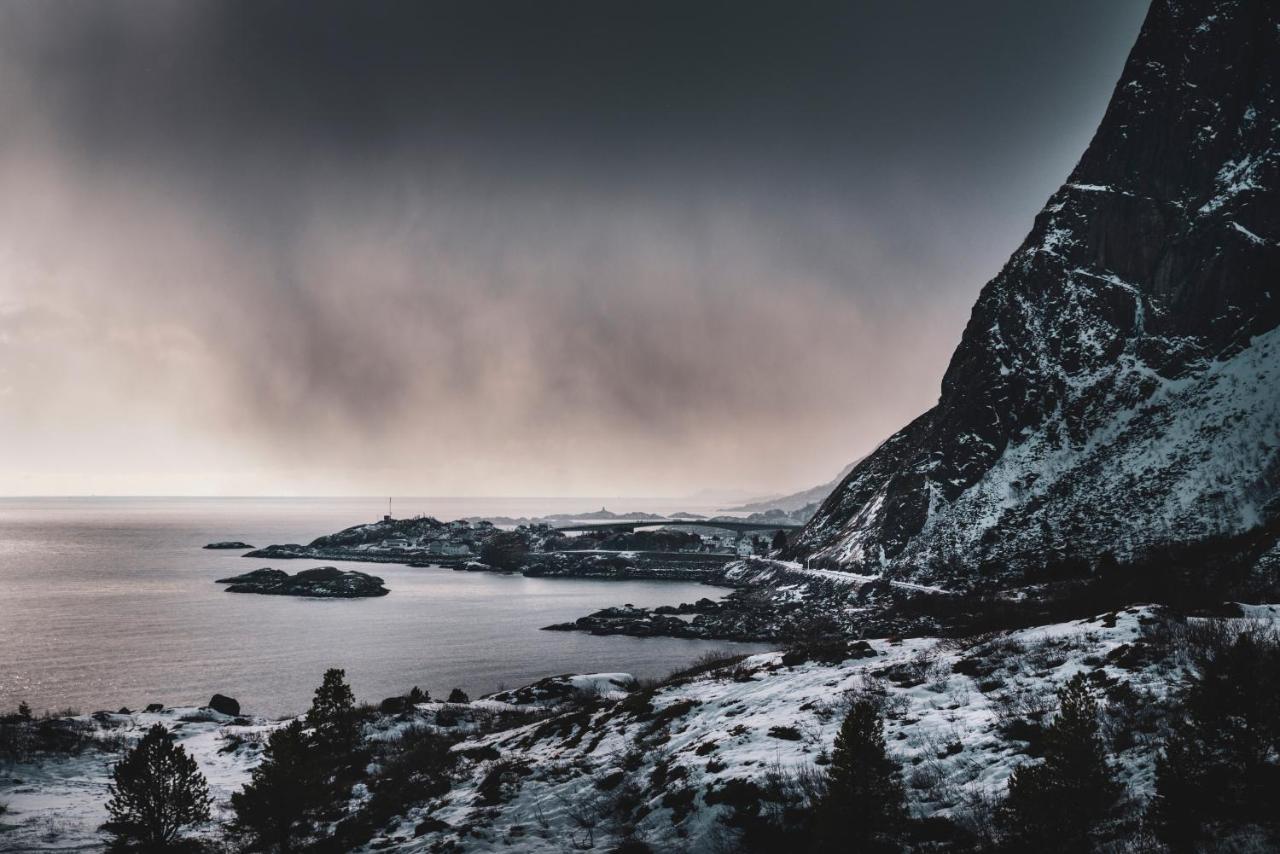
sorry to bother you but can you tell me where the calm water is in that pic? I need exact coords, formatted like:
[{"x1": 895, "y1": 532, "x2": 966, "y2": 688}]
[{"x1": 0, "y1": 497, "x2": 765, "y2": 716}]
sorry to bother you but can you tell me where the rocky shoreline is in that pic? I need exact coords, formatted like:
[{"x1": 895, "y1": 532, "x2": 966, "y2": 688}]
[{"x1": 246, "y1": 542, "x2": 740, "y2": 582}]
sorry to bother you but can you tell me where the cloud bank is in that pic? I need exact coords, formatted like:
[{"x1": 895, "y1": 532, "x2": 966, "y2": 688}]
[{"x1": 0, "y1": 0, "x2": 1148, "y2": 497}]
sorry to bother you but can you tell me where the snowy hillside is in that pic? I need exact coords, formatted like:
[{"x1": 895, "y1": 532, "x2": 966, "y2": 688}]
[
  {"x1": 791, "y1": 0, "x2": 1280, "y2": 583},
  {"x1": 6, "y1": 606, "x2": 1278, "y2": 852}
]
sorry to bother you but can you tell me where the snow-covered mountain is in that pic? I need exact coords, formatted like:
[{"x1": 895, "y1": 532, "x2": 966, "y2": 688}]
[{"x1": 791, "y1": 0, "x2": 1280, "y2": 584}]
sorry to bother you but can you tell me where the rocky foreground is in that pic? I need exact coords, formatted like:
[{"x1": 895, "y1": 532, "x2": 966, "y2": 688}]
[{"x1": 215, "y1": 566, "x2": 389, "y2": 598}]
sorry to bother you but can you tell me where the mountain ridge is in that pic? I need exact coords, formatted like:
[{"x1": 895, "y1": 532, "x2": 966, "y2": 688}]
[{"x1": 790, "y1": 0, "x2": 1280, "y2": 584}]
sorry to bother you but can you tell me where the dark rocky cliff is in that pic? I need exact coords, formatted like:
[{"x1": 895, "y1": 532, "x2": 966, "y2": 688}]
[{"x1": 791, "y1": 0, "x2": 1280, "y2": 582}]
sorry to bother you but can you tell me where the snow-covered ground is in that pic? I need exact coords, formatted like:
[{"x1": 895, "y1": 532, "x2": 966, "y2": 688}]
[
  {"x1": 0, "y1": 708, "x2": 278, "y2": 852},
  {"x1": 2, "y1": 605, "x2": 1271, "y2": 852},
  {"x1": 353, "y1": 605, "x2": 1258, "y2": 852}
]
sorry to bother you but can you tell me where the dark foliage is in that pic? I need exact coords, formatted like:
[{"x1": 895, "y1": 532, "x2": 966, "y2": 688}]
[
  {"x1": 1149, "y1": 626, "x2": 1280, "y2": 851},
  {"x1": 331, "y1": 726, "x2": 459, "y2": 849},
  {"x1": 480, "y1": 531, "x2": 530, "y2": 570},
  {"x1": 999, "y1": 674, "x2": 1121, "y2": 851},
  {"x1": 780, "y1": 613, "x2": 850, "y2": 665},
  {"x1": 710, "y1": 766, "x2": 826, "y2": 852},
  {"x1": 102, "y1": 724, "x2": 211, "y2": 852},
  {"x1": 306, "y1": 668, "x2": 359, "y2": 760},
  {"x1": 811, "y1": 699, "x2": 906, "y2": 852},
  {"x1": 230, "y1": 720, "x2": 326, "y2": 853}
]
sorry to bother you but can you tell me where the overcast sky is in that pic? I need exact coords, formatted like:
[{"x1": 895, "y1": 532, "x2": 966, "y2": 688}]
[{"x1": 0, "y1": 0, "x2": 1149, "y2": 498}]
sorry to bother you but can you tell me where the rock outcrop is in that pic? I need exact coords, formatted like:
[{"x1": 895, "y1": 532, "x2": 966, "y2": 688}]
[{"x1": 792, "y1": 0, "x2": 1280, "y2": 585}]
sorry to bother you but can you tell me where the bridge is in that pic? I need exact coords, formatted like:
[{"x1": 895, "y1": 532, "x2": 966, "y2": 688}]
[{"x1": 552, "y1": 519, "x2": 802, "y2": 535}]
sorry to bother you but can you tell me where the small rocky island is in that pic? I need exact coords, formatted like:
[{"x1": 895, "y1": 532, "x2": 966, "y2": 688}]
[
  {"x1": 215, "y1": 566, "x2": 388, "y2": 598},
  {"x1": 204, "y1": 541, "x2": 254, "y2": 550}
]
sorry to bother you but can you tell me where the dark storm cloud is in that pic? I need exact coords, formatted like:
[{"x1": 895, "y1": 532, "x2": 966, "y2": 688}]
[{"x1": 0, "y1": 0, "x2": 1150, "y2": 496}]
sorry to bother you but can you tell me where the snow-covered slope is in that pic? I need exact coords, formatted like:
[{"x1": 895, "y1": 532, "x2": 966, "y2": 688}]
[
  {"x1": 7, "y1": 607, "x2": 1279, "y2": 852},
  {"x1": 0, "y1": 708, "x2": 274, "y2": 852},
  {"x1": 349, "y1": 606, "x2": 1268, "y2": 852},
  {"x1": 791, "y1": 0, "x2": 1280, "y2": 582}
]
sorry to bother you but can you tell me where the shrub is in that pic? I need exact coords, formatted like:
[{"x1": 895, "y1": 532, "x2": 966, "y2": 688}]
[
  {"x1": 767, "y1": 725, "x2": 803, "y2": 741},
  {"x1": 102, "y1": 724, "x2": 211, "y2": 852},
  {"x1": 712, "y1": 765, "x2": 825, "y2": 852},
  {"x1": 999, "y1": 674, "x2": 1122, "y2": 850},
  {"x1": 476, "y1": 758, "x2": 531, "y2": 806},
  {"x1": 780, "y1": 614, "x2": 849, "y2": 665},
  {"x1": 479, "y1": 531, "x2": 529, "y2": 570},
  {"x1": 332, "y1": 725, "x2": 458, "y2": 848},
  {"x1": 447, "y1": 688, "x2": 470, "y2": 704},
  {"x1": 662, "y1": 650, "x2": 751, "y2": 684}
]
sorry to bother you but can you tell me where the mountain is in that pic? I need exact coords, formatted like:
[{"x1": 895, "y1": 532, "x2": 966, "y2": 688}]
[
  {"x1": 722, "y1": 460, "x2": 859, "y2": 514},
  {"x1": 791, "y1": 0, "x2": 1280, "y2": 585}
]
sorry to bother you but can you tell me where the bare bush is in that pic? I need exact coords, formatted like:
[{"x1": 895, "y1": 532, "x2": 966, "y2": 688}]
[
  {"x1": 839, "y1": 674, "x2": 910, "y2": 719},
  {"x1": 663, "y1": 650, "x2": 753, "y2": 685}
]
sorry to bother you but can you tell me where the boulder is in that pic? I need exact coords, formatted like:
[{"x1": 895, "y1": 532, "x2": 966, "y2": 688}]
[
  {"x1": 208, "y1": 694, "x2": 240, "y2": 716},
  {"x1": 144, "y1": 703, "x2": 164, "y2": 713},
  {"x1": 379, "y1": 696, "x2": 411, "y2": 714},
  {"x1": 204, "y1": 541, "x2": 254, "y2": 549}
]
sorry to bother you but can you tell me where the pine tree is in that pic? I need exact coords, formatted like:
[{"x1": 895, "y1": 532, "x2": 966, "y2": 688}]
[
  {"x1": 812, "y1": 699, "x2": 906, "y2": 853},
  {"x1": 102, "y1": 723, "x2": 211, "y2": 852},
  {"x1": 230, "y1": 720, "x2": 325, "y2": 853},
  {"x1": 1001, "y1": 674, "x2": 1121, "y2": 851},
  {"x1": 1149, "y1": 630, "x2": 1280, "y2": 850},
  {"x1": 306, "y1": 668, "x2": 357, "y2": 758}
]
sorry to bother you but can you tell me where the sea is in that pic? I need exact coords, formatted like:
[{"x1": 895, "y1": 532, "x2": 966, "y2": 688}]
[{"x1": 0, "y1": 496, "x2": 767, "y2": 717}]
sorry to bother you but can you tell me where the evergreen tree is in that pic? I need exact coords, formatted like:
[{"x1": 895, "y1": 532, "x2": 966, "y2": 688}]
[
  {"x1": 102, "y1": 723, "x2": 211, "y2": 852},
  {"x1": 812, "y1": 699, "x2": 906, "y2": 853},
  {"x1": 231, "y1": 720, "x2": 325, "y2": 853},
  {"x1": 1149, "y1": 630, "x2": 1280, "y2": 850},
  {"x1": 306, "y1": 668, "x2": 358, "y2": 759},
  {"x1": 1000, "y1": 674, "x2": 1121, "y2": 851}
]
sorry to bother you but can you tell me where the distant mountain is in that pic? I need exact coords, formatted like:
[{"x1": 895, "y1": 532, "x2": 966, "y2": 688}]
[
  {"x1": 725, "y1": 461, "x2": 858, "y2": 514},
  {"x1": 791, "y1": 0, "x2": 1280, "y2": 584}
]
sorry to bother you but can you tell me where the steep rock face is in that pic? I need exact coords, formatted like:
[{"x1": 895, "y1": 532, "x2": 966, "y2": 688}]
[{"x1": 793, "y1": 0, "x2": 1280, "y2": 580}]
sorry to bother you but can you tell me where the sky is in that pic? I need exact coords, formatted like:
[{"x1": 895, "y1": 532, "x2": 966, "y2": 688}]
[{"x1": 0, "y1": 0, "x2": 1150, "y2": 499}]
